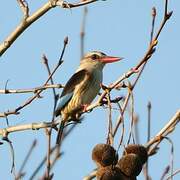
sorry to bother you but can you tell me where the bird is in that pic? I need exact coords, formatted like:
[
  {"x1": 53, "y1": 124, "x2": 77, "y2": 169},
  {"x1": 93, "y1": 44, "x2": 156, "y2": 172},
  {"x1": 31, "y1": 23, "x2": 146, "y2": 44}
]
[{"x1": 55, "y1": 51, "x2": 123, "y2": 144}]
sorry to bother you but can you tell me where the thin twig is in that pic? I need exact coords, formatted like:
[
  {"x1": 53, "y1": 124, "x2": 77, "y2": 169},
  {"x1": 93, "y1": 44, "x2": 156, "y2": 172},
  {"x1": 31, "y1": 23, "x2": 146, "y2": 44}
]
[
  {"x1": 16, "y1": 139, "x2": 37, "y2": 179},
  {"x1": 127, "y1": 83, "x2": 136, "y2": 144},
  {"x1": 147, "y1": 102, "x2": 152, "y2": 143},
  {"x1": 17, "y1": 0, "x2": 29, "y2": 18},
  {"x1": 161, "y1": 166, "x2": 170, "y2": 180},
  {"x1": 144, "y1": 101, "x2": 152, "y2": 180},
  {"x1": 105, "y1": 89, "x2": 113, "y2": 145},
  {"x1": 150, "y1": 7, "x2": 156, "y2": 44},
  {"x1": 3, "y1": 138, "x2": 16, "y2": 177},
  {"x1": 0, "y1": 84, "x2": 63, "y2": 94},
  {"x1": 154, "y1": 1, "x2": 173, "y2": 40},
  {"x1": 42, "y1": 54, "x2": 57, "y2": 179},
  {"x1": 80, "y1": 6, "x2": 88, "y2": 58},
  {"x1": 164, "y1": 137, "x2": 174, "y2": 180},
  {"x1": 42, "y1": 54, "x2": 57, "y2": 100},
  {"x1": 116, "y1": 101, "x2": 125, "y2": 152},
  {"x1": 113, "y1": 91, "x2": 131, "y2": 137},
  {"x1": 44, "y1": 129, "x2": 51, "y2": 179}
]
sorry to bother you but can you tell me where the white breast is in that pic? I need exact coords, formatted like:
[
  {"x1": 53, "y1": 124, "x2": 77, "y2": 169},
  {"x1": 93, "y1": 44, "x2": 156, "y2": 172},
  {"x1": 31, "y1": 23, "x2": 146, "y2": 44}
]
[{"x1": 82, "y1": 69, "x2": 102, "y2": 104}]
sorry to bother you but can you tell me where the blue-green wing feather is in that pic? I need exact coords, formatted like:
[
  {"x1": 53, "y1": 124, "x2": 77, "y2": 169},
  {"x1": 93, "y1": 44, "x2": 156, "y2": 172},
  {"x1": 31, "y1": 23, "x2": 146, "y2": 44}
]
[{"x1": 54, "y1": 69, "x2": 88, "y2": 116}]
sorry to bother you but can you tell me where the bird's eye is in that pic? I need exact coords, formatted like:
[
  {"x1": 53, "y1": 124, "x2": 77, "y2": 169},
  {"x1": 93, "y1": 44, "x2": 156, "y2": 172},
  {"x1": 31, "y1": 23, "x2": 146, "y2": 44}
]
[{"x1": 91, "y1": 54, "x2": 99, "y2": 60}]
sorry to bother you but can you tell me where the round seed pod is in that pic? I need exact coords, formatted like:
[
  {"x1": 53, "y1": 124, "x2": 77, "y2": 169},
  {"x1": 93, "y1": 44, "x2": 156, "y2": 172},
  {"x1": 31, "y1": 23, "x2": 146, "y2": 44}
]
[
  {"x1": 117, "y1": 153, "x2": 143, "y2": 177},
  {"x1": 96, "y1": 166, "x2": 124, "y2": 180},
  {"x1": 123, "y1": 144, "x2": 148, "y2": 165},
  {"x1": 92, "y1": 144, "x2": 118, "y2": 167}
]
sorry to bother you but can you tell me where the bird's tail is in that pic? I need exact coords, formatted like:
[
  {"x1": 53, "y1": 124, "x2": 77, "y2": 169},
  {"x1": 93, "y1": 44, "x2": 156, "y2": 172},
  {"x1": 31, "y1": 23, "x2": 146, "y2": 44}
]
[{"x1": 56, "y1": 120, "x2": 65, "y2": 145}]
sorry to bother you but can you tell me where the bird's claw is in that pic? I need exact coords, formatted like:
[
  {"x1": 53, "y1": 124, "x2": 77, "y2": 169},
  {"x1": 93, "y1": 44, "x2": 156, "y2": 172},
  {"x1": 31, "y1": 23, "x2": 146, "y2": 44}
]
[{"x1": 81, "y1": 104, "x2": 90, "y2": 112}]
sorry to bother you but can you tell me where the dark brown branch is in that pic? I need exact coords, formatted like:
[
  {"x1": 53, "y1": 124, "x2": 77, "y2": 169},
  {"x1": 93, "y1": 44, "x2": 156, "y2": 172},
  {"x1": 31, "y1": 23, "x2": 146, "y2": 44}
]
[{"x1": 3, "y1": 138, "x2": 16, "y2": 177}]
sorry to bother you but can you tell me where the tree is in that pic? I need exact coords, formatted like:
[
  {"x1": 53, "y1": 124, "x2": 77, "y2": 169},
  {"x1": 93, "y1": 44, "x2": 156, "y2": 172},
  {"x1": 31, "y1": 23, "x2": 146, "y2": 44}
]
[{"x1": 0, "y1": 0, "x2": 179, "y2": 179}]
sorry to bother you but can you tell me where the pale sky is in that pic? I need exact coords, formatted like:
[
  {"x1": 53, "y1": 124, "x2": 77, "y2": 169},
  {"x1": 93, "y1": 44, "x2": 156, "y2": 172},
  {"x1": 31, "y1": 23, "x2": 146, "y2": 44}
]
[{"x1": 0, "y1": 1, "x2": 179, "y2": 179}]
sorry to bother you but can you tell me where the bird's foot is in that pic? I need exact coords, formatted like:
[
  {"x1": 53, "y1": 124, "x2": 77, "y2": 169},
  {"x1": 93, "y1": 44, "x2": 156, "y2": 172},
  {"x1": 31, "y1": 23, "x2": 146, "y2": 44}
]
[{"x1": 81, "y1": 104, "x2": 90, "y2": 112}]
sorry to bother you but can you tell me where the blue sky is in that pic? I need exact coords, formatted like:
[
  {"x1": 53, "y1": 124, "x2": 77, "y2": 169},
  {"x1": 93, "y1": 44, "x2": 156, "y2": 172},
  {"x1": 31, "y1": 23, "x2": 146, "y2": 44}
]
[{"x1": 0, "y1": 0, "x2": 179, "y2": 179}]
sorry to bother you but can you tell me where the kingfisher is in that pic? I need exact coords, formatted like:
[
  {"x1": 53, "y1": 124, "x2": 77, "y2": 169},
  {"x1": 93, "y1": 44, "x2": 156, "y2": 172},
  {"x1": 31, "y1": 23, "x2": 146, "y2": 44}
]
[{"x1": 55, "y1": 51, "x2": 123, "y2": 144}]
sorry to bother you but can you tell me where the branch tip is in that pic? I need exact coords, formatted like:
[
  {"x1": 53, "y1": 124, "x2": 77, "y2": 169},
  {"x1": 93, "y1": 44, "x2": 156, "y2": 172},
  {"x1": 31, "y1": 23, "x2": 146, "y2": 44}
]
[
  {"x1": 42, "y1": 54, "x2": 48, "y2": 64},
  {"x1": 166, "y1": 11, "x2": 173, "y2": 19},
  {"x1": 152, "y1": 7, "x2": 156, "y2": 17},
  {"x1": 64, "y1": 36, "x2": 69, "y2": 45}
]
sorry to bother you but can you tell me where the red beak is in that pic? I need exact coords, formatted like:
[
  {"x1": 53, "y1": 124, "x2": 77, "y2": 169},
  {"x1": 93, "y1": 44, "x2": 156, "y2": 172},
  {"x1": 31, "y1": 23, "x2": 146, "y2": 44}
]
[{"x1": 100, "y1": 56, "x2": 123, "y2": 63}]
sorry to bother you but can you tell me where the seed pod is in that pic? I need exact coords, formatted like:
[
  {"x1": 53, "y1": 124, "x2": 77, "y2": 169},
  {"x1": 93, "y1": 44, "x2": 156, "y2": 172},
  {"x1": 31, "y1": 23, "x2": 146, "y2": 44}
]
[
  {"x1": 96, "y1": 166, "x2": 124, "y2": 180},
  {"x1": 117, "y1": 154, "x2": 143, "y2": 177},
  {"x1": 92, "y1": 143, "x2": 118, "y2": 167},
  {"x1": 123, "y1": 144, "x2": 148, "y2": 165}
]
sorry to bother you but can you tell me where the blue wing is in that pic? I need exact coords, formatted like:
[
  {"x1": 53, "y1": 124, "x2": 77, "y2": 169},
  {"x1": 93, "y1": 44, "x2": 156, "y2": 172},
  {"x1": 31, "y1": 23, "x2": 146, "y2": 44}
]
[
  {"x1": 54, "y1": 69, "x2": 89, "y2": 116},
  {"x1": 55, "y1": 92, "x2": 73, "y2": 116}
]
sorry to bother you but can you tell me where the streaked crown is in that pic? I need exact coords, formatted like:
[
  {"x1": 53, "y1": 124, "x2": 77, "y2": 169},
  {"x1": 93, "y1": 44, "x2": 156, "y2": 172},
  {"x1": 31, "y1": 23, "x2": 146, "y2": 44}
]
[{"x1": 83, "y1": 51, "x2": 107, "y2": 61}]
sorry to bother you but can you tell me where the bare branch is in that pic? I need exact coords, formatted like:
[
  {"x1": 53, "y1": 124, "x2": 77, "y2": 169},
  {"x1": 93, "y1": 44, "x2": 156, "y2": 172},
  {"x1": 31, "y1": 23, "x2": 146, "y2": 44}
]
[
  {"x1": 0, "y1": 0, "x2": 99, "y2": 56},
  {"x1": 144, "y1": 101, "x2": 152, "y2": 180},
  {"x1": 0, "y1": 120, "x2": 59, "y2": 137},
  {"x1": 150, "y1": 7, "x2": 156, "y2": 44},
  {"x1": 3, "y1": 138, "x2": 16, "y2": 177},
  {"x1": 105, "y1": 89, "x2": 113, "y2": 145},
  {"x1": 45, "y1": 129, "x2": 51, "y2": 179},
  {"x1": 0, "y1": 84, "x2": 63, "y2": 94},
  {"x1": 42, "y1": 54, "x2": 57, "y2": 100},
  {"x1": 80, "y1": 6, "x2": 88, "y2": 58}
]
